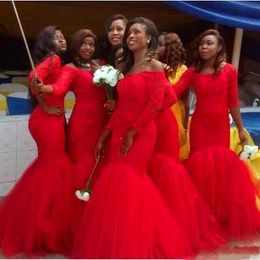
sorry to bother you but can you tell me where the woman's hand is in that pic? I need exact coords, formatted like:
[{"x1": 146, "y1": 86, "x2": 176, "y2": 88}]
[
  {"x1": 162, "y1": 63, "x2": 173, "y2": 77},
  {"x1": 32, "y1": 78, "x2": 44, "y2": 93},
  {"x1": 104, "y1": 100, "x2": 116, "y2": 112},
  {"x1": 239, "y1": 129, "x2": 247, "y2": 146},
  {"x1": 120, "y1": 128, "x2": 137, "y2": 155},
  {"x1": 95, "y1": 129, "x2": 112, "y2": 159},
  {"x1": 42, "y1": 103, "x2": 63, "y2": 116},
  {"x1": 95, "y1": 141, "x2": 105, "y2": 160},
  {"x1": 91, "y1": 59, "x2": 101, "y2": 73}
]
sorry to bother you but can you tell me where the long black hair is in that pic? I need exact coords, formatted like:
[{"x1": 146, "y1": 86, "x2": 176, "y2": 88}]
[
  {"x1": 30, "y1": 25, "x2": 65, "y2": 109},
  {"x1": 33, "y1": 25, "x2": 64, "y2": 64},
  {"x1": 98, "y1": 14, "x2": 127, "y2": 66}
]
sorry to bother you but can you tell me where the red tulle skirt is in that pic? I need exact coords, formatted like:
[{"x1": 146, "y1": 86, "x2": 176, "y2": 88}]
[
  {"x1": 186, "y1": 145, "x2": 260, "y2": 240},
  {"x1": 71, "y1": 160, "x2": 194, "y2": 259},
  {"x1": 148, "y1": 152, "x2": 226, "y2": 253},
  {"x1": 0, "y1": 154, "x2": 74, "y2": 258}
]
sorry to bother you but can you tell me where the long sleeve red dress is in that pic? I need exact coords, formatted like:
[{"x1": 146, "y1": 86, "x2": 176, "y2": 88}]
[
  {"x1": 174, "y1": 63, "x2": 260, "y2": 240},
  {"x1": 51, "y1": 65, "x2": 107, "y2": 235},
  {"x1": 149, "y1": 77, "x2": 226, "y2": 253},
  {"x1": 0, "y1": 55, "x2": 74, "y2": 257},
  {"x1": 71, "y1": 71, "x2": 194, "y2": 259}
]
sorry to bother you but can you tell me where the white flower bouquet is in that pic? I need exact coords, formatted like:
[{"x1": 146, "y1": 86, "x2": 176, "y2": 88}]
[
  {"x1": 93, "y1": 65, "x2": 123, "y2": 100},
  {"x1": 75, "y1": 156, "x2": 101, "y2": 202},
  {"x1": 239, "y1": 144, "x2": 259, "y2": 160}
]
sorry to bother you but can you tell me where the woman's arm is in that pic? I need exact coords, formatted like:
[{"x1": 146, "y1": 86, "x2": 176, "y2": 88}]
[
  {"x1": 172, "y1": 67, "x2": 193, "y2": 97},
  {"x1": 228, "y1": 64, "x2": 247, "y2": 145},
  {"x1": 35, "y1": 65, "x2": 75, "y2": 96},
  {"x1": 230, "y1": 106, "x2": 247, "y2": 145}
]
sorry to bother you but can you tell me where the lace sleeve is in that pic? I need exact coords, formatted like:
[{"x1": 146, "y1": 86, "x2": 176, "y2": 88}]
[
  {"x1": 173, "y1": 67, "x2": 193, "y2": 97},
  {"x1": 51, "y1": 66, "x2": 75, "y2": 96},
  {"x1": 28, "y1": 55, "x2": 61, "y2": 95},
  {"x1": 132, "y1": 72, "x2": 165, "y2": 133},
  {"x1": 227, "y1": 64, "x2": 239, "y2": 108},
  {"x1": 162, "y1": 80, "x2": 177, "y2": 111}
]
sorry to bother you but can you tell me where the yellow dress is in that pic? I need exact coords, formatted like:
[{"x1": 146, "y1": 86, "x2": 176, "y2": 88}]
[
  {"x1": 168, "y1": 65, "x2": 189, "y2": 160},
  {"x1": 230, "y1": 127, "x2": 260, "y2": 209}
]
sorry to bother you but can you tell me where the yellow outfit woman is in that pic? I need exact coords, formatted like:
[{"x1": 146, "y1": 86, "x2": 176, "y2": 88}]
[
  {"x1": 230, "y1": 127, "x2": 260, "y2": 209},
  {"x1": 168, "y1": 64, "x2": 189, "y2": 160}
]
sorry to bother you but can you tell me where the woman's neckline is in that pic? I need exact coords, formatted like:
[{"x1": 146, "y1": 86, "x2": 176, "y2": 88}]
[
  {"x1": 125, "y1": 70, "x2": 164, "y2": 78},
  {"x1": 65, "y1": 63, "x2": 92, "y2": 72},
  {"x1": 197, "y1": 62, "x2": 227, "y2": 75}
]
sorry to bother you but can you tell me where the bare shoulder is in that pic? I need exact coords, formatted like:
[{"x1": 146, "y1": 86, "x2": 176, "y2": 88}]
[
  {"x1": 146, "y1": 59, "x2": 164, "y2": 72},
  {"x1": 65, "y1": 63, "x2": 76, "y2": 69}
]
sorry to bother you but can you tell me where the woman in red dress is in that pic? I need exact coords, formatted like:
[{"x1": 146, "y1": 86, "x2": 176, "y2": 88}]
[
  {"x1": 0, "y1": 26, "x2": 74, "y2": 257},
  {"x1": 174, "y1": 29, "x2": 260, "y2": 240},
  {"x1": 38, "y1": 29, "x2": 107, "y2": 236},
  {"x1": 147, "y1": 32, "x2": 225, "y2": 253},
  {"x1": 71, "y1": 17, "x2": 194, "y2": 259}
]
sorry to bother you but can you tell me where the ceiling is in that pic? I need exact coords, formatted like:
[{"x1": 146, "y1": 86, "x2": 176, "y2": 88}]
[{"x1": 0, "y1": 1, "x2": 199, "y2": 39}]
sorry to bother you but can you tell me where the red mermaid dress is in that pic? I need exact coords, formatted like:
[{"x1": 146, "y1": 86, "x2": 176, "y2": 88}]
[
  {"x1": 174, "y1": 63, "x2": 260, "y2": 240},
  {"x1": 71, "y1": 71, "x2": 194, "y2": 259},
  {"x1": 0, "y1": 55, "x2": 74, "y2": 257},
  {"x1": 51, "y1": 65, "x2": 107, "y2": 235},
  {"x1": 149, "y1": 81, "x2": 226, "y2": 253}
]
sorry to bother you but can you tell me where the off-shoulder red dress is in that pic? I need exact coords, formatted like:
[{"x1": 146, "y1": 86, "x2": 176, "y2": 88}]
[
  {"x1": 0, "y1": 55, "x2": 74, "y2": 257},
  {"x1": 71, "y1": 71, "x2": 194, "y2": 259},
  {"x1": 174, "y1": 63, "x2": 260, "y2": 240}
]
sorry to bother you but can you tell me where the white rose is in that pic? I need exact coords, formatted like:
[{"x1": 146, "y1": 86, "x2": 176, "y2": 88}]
[
  {"x1": 105, "y1": 68, "x2": 118, "y2": 87},
  {"x1": 75, "y1": 190, "x2": 90, "y2": 202},
  {"x1": 82, "y1": 192, "x2": 90, "y2": 201},
  {"x1": 93, "y1": 65, "x2": 121, "y2": 87},
  {"x1": 240, "y1": 145, "x2": 258, "y2": 159}
]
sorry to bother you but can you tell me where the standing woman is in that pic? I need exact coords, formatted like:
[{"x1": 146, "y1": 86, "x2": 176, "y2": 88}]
[
  {"x1": 147, "y1": 31, "x2": 226, "y2": 253},
  {"x1": 157, "y1": 32, "x2": 189, "y2": 160},
  {"x1": 0, "y1": 26, "x2": 74, "y2": 257},
  {"x1": 174, "y1": 29, "x2": 260, "y2": 240},
  {"x1": 98, "y1": 14, "x2": 128, "y2": 111},
  {"x1": 71, "y1": 17, "x2": 194, "y2": 259},
  {"x1": 37, "y1": 29, "x2": 107, "y2": 235}
]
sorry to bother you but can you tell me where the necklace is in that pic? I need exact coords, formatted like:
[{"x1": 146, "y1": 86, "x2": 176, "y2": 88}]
[{"x1": 75, "y1": 60, "x2": 91, "y2": 68}]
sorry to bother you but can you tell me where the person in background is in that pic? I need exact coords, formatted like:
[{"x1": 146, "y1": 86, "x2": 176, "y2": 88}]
[
  {"x1": 98, "y1": 14, "x2": 128, "y2": 66},
  {"x1": 157, "y1": 32, "x2": 189, "y2": 160},
  {"x1": 0, "y1": 25, "x2": 74, "y2": 257},
  {"x1": 174, "y1": 29, "x2": 260, "y2": 240}
]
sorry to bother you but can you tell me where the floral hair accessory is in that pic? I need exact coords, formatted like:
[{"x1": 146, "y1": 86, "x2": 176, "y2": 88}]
[{"x1": 75, "y1": 156, "x2": 101, "y2": 202}]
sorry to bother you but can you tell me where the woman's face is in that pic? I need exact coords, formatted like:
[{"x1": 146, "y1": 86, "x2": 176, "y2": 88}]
[
  {"x1": 107, "y1": 19, "x2": 125, "y2": 47},
  {"x1": 78, "y1": 36, "x2": 95, "y2": 61},
  {"x1": 157, "y1": 34, "x2": 165, "y2": 60},
  {"x1": 127, "y1": 23, "x2": 150, "y2": 52},
  {"x1": 199, "y1": 34, "x2": 221, "y2": 61},
  {"x1": 52, "y1": 30, "x2": 67, "y2": 53}
]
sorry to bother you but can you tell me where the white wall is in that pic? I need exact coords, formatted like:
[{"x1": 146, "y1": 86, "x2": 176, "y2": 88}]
[{"x1": 0, "y1": 115, "x2": 37, "y2": 196}]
